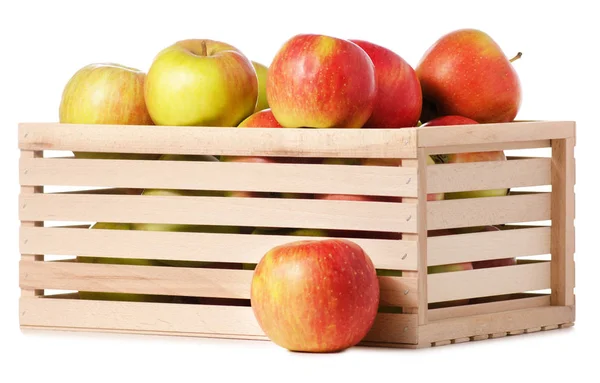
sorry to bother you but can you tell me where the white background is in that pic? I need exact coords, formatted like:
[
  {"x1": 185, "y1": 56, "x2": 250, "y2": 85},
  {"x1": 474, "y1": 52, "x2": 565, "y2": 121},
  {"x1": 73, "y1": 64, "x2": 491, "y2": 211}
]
[{"x1": 1, "y1": 0, "x2": 598, "y2": 382}]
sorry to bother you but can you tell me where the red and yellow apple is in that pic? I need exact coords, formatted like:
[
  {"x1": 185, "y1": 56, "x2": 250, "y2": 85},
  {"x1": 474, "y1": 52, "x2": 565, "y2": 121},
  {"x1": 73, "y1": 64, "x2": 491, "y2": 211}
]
[
  {"x1": 59, "y1": 63, "x2": 158, "y2": 160},
  {"x1": 145, "y1": 39, "x2": 258, "y2": 127},
  {"x1": 267, "y1": 34, "x2": 376, "y2": 128},
  {"x1": 351, "y1": 40, "x2": 421, "y2": 128},
  {"x1": 416, "y1": 29, "x2": 522, "y2": 123},
  {"x1": 238, "y1": 108, "x2": 282, "y2": 128},
  {"x1": 251, "y1": 239, "x2": 379, "y2": 352},
  {"x1": 252, "y1": 61, "x2": 270, "y2": 112}
]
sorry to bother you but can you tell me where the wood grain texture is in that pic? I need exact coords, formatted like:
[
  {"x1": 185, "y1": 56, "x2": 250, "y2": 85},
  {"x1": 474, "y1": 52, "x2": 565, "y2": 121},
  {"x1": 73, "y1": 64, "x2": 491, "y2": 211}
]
[
  {"x1": 19, "y1": 193, "x2": 417, "y2": 233},
  {"x1": 19, "y1": 297, "x2": 418, "y2": 344},
  {"x1": 20, "y1": 226, "x2": 418, "y2": 270},
  {"x1": 19, "y1": 261, "x2": 417, "y2": 307},
  {"x1": 551, "y1": 138, "x2": 576, "y2": 306},
  {"x1": 427, "y1": 227, "x2": 551, "y2": 266},
  {"x1": 418, "y1": 305, "x2": 574, "y2": 345},
  {"x1": 18, "y1": 123, "x2": 417, "y2": 159},
  {"x1": 427, "y1": 158, "x2": 551, "y2": 194},
  {"x1": 20, "y1": 157, "x2": 418, "y2": 198},
  {"x1": 428, "y1": 261, "x2": 551, "y2": 303},
  {"x1": 423, "y1": 140, "x2": 551, "y2": 156},
  {"x1": 428, "y1": 294, "x2": 550, "y2": 321},
  {"x1": 427, "y1": 193, "x2": 551, "y2": 231},
  {"x1": 417, "y1": 121, "x2": 575, "y2": 148}
]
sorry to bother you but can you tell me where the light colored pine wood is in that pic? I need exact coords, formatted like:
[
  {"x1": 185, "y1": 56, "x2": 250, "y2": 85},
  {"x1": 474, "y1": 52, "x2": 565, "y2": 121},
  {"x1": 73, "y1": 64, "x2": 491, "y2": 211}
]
[
  {"x1": 19, "y1": 193, "x2": 417, "y2": 233},
  {"x1": 20, "y1": 226, "x2": 418, "y2": 271},
  {"x1": 432, "y1": 339, "x2": 451, "y2": 346},
  {"x1": 417, "y1": 121, "x2": 575, "y2": 148},
  {"x1": 428, "y1": 294, "x2": 550, "y2": 321},
  {"x1": 428, "y1": 227, "x2": 551, "y2": 266},
  {"x1": 490, "y1": 332, "x2": 507, "y2": 339},
  {"x1": 525, "y1": 327, "x2": 542, "y2": 333},
  {"x1": 19, "y1": 297, "x2": 418, "y2": 344},
  {"x1": 559, "y1": 322, "x2": 574, "y2": 328},
  {"x1": 19, "y1": 261, "x2": 416, "y2": 307},
  {"x1": 428, "y1": 261, "x2": 551, "y2": 303},
  {"x1": 20, "y1": 150, "x2": 44, "y2": 297},
  {"x1": 427, "y1": 193, "x2": 551, "y2": 231},
  {"x1": 542, "y1": 324, "x2": 559, "y2": 331},
  {"x1": 18, "y1": 123, "x2": 418, "y2": 159},
  {"x1": 508, "y1": 330, "x2": 524, "y2": 335},
  {"x1": 418, "y1": 305, "x2": 575, "y2": 344},
  {"x1": 424, "y1": 140, "x2": 551, "y2": 156},
  {"x1": 452, "y1": 337, "x2": 470, "y2": 344},
  {"x1": 427, "y1": 158, "x2": 551, "y2": 194},
  {"x1": 551, "y1": 138, "x2": 576, "y2": 306},
  {"x1": 20, "y1": 157, "x2": 419, "y2": 198},
  {"x1": 471, "y1": 334, "x2": 489, "y2": 341}
]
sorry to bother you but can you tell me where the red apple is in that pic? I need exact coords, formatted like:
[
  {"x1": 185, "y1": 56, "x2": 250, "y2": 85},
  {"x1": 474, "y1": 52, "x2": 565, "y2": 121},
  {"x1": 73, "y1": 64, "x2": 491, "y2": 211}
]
[
  {"x1": 237, "y1": 109, "x2": 282, "y2": 128},
  {"x1": 251, "y1": 239, "x2": 379, "y2": 352},
  {"x1": 416, "y1": 29, "x2": 522, "y2": 123},
  {"x1": 267, "y1": 34, "x2": 376, "y2": 128},
  {"x1": 350, "y1": 40, "x2": 421, "y2": 128},
  {"x1": 420, "y1": 115, "x2": 478, "y2": 127}
]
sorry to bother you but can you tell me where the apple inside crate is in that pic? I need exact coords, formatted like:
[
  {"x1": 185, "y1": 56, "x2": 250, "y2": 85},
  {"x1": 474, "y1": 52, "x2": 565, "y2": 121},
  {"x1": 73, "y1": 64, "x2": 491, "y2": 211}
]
[{"x1": 18, "y1": 120, "x2": 575, "y2": 348}]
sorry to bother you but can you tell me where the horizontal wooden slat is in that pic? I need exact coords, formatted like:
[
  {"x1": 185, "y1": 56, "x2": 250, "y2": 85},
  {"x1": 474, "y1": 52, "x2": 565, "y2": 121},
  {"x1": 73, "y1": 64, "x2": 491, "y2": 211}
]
[
  {"x1": 20, "y1": 157, "x2": 418, "y2": 198},
  {"x1": 419, "y1": 305, "x2": 575, "y2": 345},
  {"x1": 427, "y1": 158, "x2": 551, "y2": 194},
  {"x1": 424, "y1": 140, "x2": 551, "y2": 155},
  {"x1": 19, "y1": 261, "x2": 416, "y2": 306},
  {"x1": 19, "y1": 193, "x2": 417, "y2": 233},
  {"x1": 428, "y1": 294, "x2": 550, "y2": 321},
  {"x1": 19, "y1": 297, "x2": 418, "y2": 344},
  {"x1": 18, "y1": 123, "x2": 417, "y2": 159},
  {"x1": 418, "y1": 121, "x2": 575, "y2": 148},
  {"x1": 428, "y1": 261, "x2": 551, "y2": 303},
  {"x1": 427, "y1": 227, "x2": 551, "y2": 266},
  {"x1": 427, "y1": 193, "x2": 551, "y2": 230},
  {"x1": 20, "y1": 226, "x2": 418, "y2": 270}
]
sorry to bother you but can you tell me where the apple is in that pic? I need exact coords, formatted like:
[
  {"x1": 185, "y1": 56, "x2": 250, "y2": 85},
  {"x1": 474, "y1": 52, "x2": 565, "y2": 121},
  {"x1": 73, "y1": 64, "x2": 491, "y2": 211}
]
[
  {"x1": 416, "y1": 29, "x2": 522, "y2": 123},
  {"x1": 252, "y1": 61, "x2": 270, "y2": 112},
  {"x1": 251, "y1": 239, "x2": 379, "y2": 352},
  {"x1": 267, "y1": 34, "x2": 376, "y2": 128},
  {"x1": 59, "y1": 63, "x2": 158, "y2": 160},
  {"x1": 238, "y1": 109, "x2": 282, "y2": 128},
  {"x1": 145, "y1": 39, "x2": 258, "y2": 127},
  {"x1": 77, "y1": 222, "x2": 158, "y2": 302},
  {"x1": 350, "y1": 40, "x2": 421, "y2": 128},
  {"x1": 321, "y1": 158, "x2": 360, "y2": 165}
]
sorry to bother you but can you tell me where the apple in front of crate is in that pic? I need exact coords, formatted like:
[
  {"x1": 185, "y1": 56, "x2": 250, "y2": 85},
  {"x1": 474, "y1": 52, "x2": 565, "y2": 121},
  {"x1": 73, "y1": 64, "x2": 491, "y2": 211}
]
[
  {"x1": 252, "y1": 61, "x2": 270, "y2": 112},
  {"x1": 267, "y1": 34, "x2": 376, "y2": 128},
  {"x1": 416, "y1": 29, "x2": 522, "y2": 123},
  {"x1": 59, "y1": 63, "x2": 158, "y2": 160},
  {"x1": 145, "y1": 39, "x2": 258, "y2": 127},
  {"x1": 251, "y1": 239, "x2": 379, "y2": 352},
  {"x1": 350, "y1": 40, "x2": 421, "y2": 128},
  {"x1": 77, "y1": 222, "x2": 159, "y2": 302}
]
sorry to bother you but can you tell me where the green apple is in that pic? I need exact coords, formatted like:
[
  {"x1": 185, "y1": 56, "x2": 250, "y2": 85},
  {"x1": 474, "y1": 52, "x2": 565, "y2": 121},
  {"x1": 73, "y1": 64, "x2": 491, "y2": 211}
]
[
  {"x1": 77, "y1": 222, "x2": 158, "y2": 302},
  {"x1": 252, "y1": 61, "x2": 269, "y2": 112},
  {"x1": 59, "y1": 63, "x2": 158, "y2": 160},
  {"x1": 145, "y1": 39, "x2": 258, "y2": 127}
]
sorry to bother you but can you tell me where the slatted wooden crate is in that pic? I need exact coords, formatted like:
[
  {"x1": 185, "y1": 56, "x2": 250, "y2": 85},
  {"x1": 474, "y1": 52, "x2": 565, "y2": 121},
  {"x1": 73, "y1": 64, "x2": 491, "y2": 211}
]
[{"x1": 18, "y1": 120, "x2": 576, "y2": 348}]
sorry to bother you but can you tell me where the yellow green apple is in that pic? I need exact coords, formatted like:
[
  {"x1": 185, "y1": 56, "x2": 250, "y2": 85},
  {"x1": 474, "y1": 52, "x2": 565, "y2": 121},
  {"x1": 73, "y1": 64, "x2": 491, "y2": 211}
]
[
  {"x1": 145, "y1": 39, "x2": 258, "y2": 127},
  {"x1": 252, "y1": 61, "x2": 269, "y2": 112}
]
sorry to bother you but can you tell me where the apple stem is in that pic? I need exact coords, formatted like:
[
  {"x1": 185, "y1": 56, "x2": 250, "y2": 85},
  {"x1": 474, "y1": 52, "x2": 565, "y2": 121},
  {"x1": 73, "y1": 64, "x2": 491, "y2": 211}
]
[
  {"x1": 200, "y1": 41, "x2": 207, "y2": 56},
  {"x1": 509, "y1": 52, "x2": 522, "y2": 63}
]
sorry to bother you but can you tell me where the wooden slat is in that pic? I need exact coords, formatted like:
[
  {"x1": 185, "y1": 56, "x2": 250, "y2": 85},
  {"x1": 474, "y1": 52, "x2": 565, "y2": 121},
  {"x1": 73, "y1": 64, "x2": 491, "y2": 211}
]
[
  {"x1": 424, "y1": 140, "x2": 551, "y2": 155},
  {"x1": 19, "y1": 193, "x2": 417, "y2": 233},
  {"x1": 427, "y1": 158, "x2": 551, "y2": 194},
  {"x1": 428, "y1": 294, "x2": 550, "y2": 321},
  {"x1": 427, "y1": 193, "x2": 551, "y2": 231},
  {"x1": 20, "y1": 226, "x2": 418, "y2": 270},
  {"x1": 427, "y1": 227, "x2": 551, "y2": 266},
  {"x1": 19, "y1": 297, "x2": 418, "y2": 344},
  {"x1": 418, "y1": 305, "x2": 575, "y2": 345},
  {"x1": 418, "y1": 121, "x2": 575, "y2": 148},
  {"x1": 428, "y1": 262, "x2": 551, "y2": 303},
  {"x1": 18, "y1": 123, "x2": 417, "y2": 159},
  {"x1": 551, "y1": 138, "x2": 576, "y2": 306},
  {"x1": 20, "y1": 158, "x2": 418, "y2": 198},
  {"x1": 20, "y1": 150, "x2": 44, "y2": 297},
  {"x1": 19, "y1": 261, "x2": 416, "y2": 306}
]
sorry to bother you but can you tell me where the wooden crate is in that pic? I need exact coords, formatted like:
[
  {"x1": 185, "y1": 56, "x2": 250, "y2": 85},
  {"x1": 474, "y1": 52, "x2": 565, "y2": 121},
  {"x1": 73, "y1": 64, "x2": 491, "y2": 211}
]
[{"x1": 18, "y1": 120, "x2": 576, "y2": 348}]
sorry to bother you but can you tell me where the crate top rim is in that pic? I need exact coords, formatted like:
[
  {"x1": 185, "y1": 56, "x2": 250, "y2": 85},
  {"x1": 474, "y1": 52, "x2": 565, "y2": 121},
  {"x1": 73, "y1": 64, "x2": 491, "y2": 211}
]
[{"x1": 18, "y1": 120, "x2": 575, "y2": 158}]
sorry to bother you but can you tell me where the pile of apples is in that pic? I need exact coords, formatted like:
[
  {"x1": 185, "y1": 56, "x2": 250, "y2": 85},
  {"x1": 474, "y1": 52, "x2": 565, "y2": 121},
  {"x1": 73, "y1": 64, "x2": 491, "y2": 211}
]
[{"x1": 63, "y1": 28, "x2": 523, "y2": 353}]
